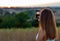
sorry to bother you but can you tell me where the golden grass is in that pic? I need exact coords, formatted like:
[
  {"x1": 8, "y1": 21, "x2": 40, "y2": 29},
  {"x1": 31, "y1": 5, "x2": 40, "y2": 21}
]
[{"x1": 0, "y1": 27, "x2": 60, "y2": 41}]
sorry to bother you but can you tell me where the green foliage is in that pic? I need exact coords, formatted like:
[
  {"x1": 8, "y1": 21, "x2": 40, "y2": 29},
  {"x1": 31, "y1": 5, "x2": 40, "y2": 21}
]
[
  {"x1": 0, "y1": 18, "x2": 2, "y2": 23},
  {"x1": 0, "y1": 9, "x2": 3, "y2": 15},
  {"x1": 32, "y1": 19, "x2": 38, "y2": 27},
  {"x1": 15, "y1": 12, "x2": 31, "y2": 28},
  {"x1": 57, "y1": 23, "x2": 60, "y2": 27},
  {"x1": 0, "y1": 10, "x2": 34, "y2": 28},
  {"x1": 0, "y1": 10, "x2": 60, "y2": 28},
  {"x1": 0, "y1": 17, "x2": 3, "y2": 28}
]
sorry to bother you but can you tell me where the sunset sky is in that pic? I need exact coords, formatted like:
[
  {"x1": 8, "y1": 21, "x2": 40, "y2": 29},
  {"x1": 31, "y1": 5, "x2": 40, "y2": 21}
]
[{"x1": 0, "y1": 0, "x2": 60, "y2": 7}]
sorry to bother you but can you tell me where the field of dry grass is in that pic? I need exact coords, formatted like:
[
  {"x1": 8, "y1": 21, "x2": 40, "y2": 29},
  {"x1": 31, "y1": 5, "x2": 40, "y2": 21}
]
[{"x1": 0, "y1": 27, "x2": 60, "y2": 41}]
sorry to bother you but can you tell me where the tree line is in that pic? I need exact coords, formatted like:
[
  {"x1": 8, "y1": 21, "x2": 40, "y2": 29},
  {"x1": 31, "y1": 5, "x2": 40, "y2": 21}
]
[
  {"x1": 0, "y1": 9, "x2": 60, "y2": 28},
  {"x1": 0, "y1": 10, "x2": 39, "y2": 28}
]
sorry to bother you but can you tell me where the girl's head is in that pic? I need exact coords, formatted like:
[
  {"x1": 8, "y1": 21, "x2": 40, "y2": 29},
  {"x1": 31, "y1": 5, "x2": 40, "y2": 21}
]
[{"x1": 39, "y1": 8, "x2": 56, "y2": 39}]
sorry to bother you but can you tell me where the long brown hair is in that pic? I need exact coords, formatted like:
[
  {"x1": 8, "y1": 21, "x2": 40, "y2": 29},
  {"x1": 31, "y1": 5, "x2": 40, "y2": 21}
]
[{"x1": 39, "y1": 8, "x2": 57, "y2": 39}]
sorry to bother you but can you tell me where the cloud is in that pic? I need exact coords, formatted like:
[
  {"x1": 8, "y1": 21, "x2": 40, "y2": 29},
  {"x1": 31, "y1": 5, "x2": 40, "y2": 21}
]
[{"x1": 0, "y1": 0, "x2": 60, "y2": 7}]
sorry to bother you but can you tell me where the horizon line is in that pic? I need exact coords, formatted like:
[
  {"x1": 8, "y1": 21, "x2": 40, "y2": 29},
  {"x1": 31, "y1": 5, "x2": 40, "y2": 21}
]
[{"x1": 0, "y1": 2, "x2": 60, "y2": 8}]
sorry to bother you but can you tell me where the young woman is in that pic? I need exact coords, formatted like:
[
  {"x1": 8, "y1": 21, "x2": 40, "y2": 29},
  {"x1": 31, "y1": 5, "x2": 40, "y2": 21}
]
[{"x1": 36, "y1": 8, "x2": 58, "y2": 41}]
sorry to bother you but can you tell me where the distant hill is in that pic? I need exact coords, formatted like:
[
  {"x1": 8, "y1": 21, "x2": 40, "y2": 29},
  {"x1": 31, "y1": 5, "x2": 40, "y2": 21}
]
[
  {"x1": 0, "y1": 7, "x2": 60, "y2": 23},
  {"x1": 0, "y1": 7, "x2": 60, "y2": 13}
]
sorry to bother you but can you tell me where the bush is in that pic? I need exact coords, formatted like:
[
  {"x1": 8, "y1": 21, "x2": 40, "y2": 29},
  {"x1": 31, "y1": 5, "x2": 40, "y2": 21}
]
[
  {"x1": 0, "y1": 17, "x2": 3, "y2": 28},
  {"x1": 32, "y1": 19, "x2": 38, "y2": 27},
  {"x1": 57, "y1": 23, "x2": 60, "y2": 27},
  {"x1": 0, "y1": 10, "x2": 36, "y2": 28}
]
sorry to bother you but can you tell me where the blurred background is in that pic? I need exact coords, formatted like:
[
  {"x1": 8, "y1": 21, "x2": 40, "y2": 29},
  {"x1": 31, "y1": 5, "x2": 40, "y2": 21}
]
[
  {"x1": 0, "y1": 0, "x2": 60, "y2": 41},
  {"x1": 0, "y1": 7, "x2": 60, "y2": 41},
  {"x1": 0, "y1": 7, "x2": 60, "y2": 28}
]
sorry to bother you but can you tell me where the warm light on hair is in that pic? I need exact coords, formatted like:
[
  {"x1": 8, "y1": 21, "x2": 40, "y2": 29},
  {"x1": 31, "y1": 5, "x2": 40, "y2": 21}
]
[{"x1": 39, "y1": 8, "x2": 57, "y2": 39}]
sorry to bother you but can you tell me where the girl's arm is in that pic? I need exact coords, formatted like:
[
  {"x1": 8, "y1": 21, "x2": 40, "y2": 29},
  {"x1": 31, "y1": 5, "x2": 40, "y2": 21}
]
[
  {"x1": 37, "y1": 28, "x2": 45, "y2": 41},
  {"x1": 55, "y1": 27, "x2": 58, "y2": 41}
]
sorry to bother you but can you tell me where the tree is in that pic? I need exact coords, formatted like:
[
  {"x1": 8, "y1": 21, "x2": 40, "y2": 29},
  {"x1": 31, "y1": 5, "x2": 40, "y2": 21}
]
[
  {"x1": 11, "y1": 12, "x2": 16, "y2": 15},
  {"x1": 4, "y1": 11, "x2": 11, "y2": 15},
  {"x1": 15, "y1": 11, "x2": 31, "y2": 28},
  {"x1": 0, "y1": 9, "x2": 3, "y2": 16},
  {"x1": 0, "y1": 17, "x2": 3, "y2": 28}
]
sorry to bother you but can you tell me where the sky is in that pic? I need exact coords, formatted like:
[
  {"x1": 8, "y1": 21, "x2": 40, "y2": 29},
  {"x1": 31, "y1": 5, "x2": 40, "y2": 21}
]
[{"x1": 0, "y1": 0, "x2": 60, "y2": 7}]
